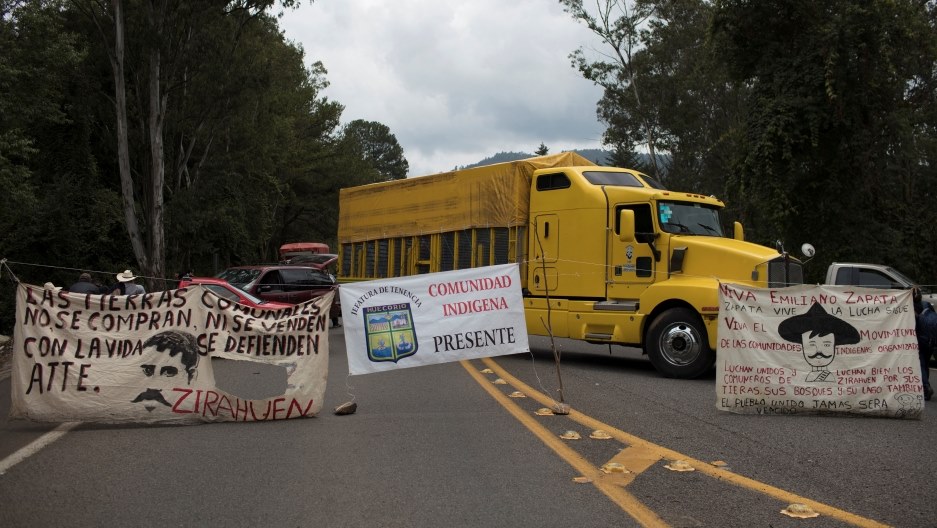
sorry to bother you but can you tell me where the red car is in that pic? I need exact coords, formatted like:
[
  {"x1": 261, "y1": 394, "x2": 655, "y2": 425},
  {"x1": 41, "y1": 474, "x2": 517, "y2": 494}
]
[
  {"x1": 178, "y1": 277, "x2": 292, "y2": 310},
  {"x1": 214, "y1": 265, "x2": 342, "y2": 326}
]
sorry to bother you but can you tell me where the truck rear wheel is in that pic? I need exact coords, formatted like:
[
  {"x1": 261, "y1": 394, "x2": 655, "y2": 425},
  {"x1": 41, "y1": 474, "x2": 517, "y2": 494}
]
[{"x1": 646, "y1": 308, "x2": 714, "y2": 379}]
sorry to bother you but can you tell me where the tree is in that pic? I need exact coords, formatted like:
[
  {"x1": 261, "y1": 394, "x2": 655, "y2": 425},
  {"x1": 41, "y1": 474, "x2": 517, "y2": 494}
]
[
  {"x1": 711, "y1": 0, "x2": 937, "y2": 282},
  {"x1": 0, "y1": 0, "x2": 60, "y2": 260},
  {"x1": 0, "y1": 0, "x2": 392, "y2": 335},
  {"x1": 340, "y1": 119, "x2": 409, "y2": 182},
  {"x1": 561, "y1": 0, "x2": 744, "y2": 196},
  {"x1": 564, "y1": 0, "x2": 937, "y2": 286},
  {"x1": 535, "y1": 142, "x2": 549, "y2": 156},
  {"x1": 71, "y1": 1, "x2": 291, "y2": 286},
  {"x1": 560, "y1": 0, "x2": 664, "y2": 179},
  {"x1": 0, "y1": 0, "x2": 128, "y2": 332},
  {"x1": 162, "y1": 15, "x2": 345, "y2": 269},
  {"x1": 634, "y1": 0, "x2": 745, "y2": 196}
]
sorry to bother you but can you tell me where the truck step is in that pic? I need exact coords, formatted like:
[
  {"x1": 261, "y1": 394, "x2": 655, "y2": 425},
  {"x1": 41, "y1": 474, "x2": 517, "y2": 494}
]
[
  {"x1": 593, "y1": 300, "x2": 639, "y2": 311},
  {"x1": 585, "y1": 333, "x2": 613, "y2": 341}
]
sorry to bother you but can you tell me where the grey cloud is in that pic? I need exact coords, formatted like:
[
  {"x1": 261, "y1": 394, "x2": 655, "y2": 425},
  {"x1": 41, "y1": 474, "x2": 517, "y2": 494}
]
[{"x1": 280, "y1": 0, "x2": 605, "y2": 175}]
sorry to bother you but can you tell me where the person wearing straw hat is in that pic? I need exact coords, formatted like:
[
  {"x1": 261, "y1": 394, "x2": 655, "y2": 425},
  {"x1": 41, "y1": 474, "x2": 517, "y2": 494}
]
[{"x1": 111, "y1": 269, "x2": 146, "y2": 295}]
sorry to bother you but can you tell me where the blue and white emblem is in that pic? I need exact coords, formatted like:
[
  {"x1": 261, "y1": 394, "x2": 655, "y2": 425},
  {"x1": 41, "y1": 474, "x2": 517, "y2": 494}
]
[{"x1": 364, "y1": 303, "x2": 418, "y2": 363}]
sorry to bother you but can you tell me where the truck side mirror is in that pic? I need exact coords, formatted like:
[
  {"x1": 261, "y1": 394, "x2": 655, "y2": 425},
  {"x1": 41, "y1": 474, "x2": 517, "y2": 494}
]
[
  {"x1": 733, "y1": 221, "x2": 744, "y2": 241},
  {"x1": 619, "y1": 210, "x2": 635, "y2": 242}
]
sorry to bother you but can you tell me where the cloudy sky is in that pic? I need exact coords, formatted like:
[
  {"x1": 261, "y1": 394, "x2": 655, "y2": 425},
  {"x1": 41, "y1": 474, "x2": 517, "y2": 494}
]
[{"x1": 278, "y1": 0, "x2": 607, "y2": 176}]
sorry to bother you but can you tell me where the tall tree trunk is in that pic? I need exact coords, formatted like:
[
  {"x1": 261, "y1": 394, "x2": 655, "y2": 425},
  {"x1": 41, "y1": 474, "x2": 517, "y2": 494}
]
[
  {"x1": 147, "y1": 42, "x2": 166, "y2": 286},
  {"x1": 112, "y1": 0, "x2": 149, "y2": 274}
]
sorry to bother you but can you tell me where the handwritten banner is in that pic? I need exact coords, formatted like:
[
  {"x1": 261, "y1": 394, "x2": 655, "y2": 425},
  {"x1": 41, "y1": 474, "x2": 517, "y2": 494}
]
[
  {"x1": 339, "y1": 264, "x2": 529, "y2": 375},
  {"x1": 717, "y1": 284, "x2": 923, "y2": 418},
  {"x1": 10, "y1": 283, "x2": 330, "y2": 423}
]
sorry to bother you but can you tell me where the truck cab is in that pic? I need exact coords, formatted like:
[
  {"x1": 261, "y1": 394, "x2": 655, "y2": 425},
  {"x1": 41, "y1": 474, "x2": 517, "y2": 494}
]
[
  {"x1": 826, "y1": 262, "x2": 936, "y2": 304},
  {"x1": 524, "y1": 164, "x2": 804, "y2": 378},
  {"x1": 827, "y1": 262, "x2": 917, "y2": 289}
]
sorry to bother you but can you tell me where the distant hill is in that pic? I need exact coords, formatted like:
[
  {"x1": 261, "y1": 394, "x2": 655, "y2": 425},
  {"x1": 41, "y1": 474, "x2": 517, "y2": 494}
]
[
  {"x1": 460, "y1": 149, "x2": 612, "y2": 170},
  {"x1": 457, "y1": 149, "x2": 675, "y2": 171}
]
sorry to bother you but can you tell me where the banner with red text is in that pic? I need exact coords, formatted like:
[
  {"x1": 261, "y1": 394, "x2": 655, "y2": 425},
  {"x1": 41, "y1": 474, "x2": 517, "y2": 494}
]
[
  {"x1": 340, "y1": 264, "x2": 528, "y2": 375},
  {"x1": 10, "y1": 283, "x2": 330, "y2": 423},
  {"x1": 717, "y1": 284, "x2": 923, "y2": 418}
]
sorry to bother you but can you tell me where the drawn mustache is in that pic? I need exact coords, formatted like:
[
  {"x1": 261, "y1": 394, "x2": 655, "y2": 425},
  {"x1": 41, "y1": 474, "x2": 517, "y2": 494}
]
[
  {"x1": 132, "y1": 388, "x2": 171, "y2": 407},
  {"x1": 807, "y1": 351, "x2": 833, "y2": 360}
]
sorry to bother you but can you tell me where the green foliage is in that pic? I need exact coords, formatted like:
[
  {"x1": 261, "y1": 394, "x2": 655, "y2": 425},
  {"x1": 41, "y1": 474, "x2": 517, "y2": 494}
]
[
  {"x1": 0, "y1": 0, "x2": 409, "y2": 335},
  {"x1": 607, "y1": 148, "x2": 653, "y2": 175},
  {"x1": 565, "y1": 0, "x2": 937, "y2": 286},
  {"x1": 0, "y1": 0, "x2": 129, "y2": 332},
  {"x1": 340, "y1": 119, "x2": 409, "y2": 182},
  {"x1": 711, "y1": 0, "x2": 937, "y2": 283}
]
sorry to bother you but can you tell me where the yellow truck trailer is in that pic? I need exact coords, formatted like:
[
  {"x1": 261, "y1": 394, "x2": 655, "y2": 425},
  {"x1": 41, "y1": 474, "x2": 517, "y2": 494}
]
[{"x1": 337, "y1": 152, "x2": 803, "y2": 378}]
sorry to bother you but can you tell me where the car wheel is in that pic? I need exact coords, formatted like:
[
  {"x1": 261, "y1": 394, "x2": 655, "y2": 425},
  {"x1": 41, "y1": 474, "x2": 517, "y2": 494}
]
[{"x1": 645, "y1": 307, "x2": 714, "y2": 379}]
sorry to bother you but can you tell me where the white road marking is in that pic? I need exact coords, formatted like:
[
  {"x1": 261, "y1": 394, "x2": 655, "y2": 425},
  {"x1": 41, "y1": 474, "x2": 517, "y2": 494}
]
[{"x1": 0, "y1": 422, "x2": 79, "y2": 475}]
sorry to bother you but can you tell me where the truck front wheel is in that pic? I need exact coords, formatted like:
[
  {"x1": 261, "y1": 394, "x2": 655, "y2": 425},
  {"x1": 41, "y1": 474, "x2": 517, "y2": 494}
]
[{"x1": 646, "y1": 308, "x2": 714, "y2": 379}]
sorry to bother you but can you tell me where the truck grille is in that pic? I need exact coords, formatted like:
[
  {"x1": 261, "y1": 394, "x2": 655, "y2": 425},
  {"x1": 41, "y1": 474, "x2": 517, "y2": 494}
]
[{"x1": 768, "y1": 258, "x2": 804, "y2": 287}]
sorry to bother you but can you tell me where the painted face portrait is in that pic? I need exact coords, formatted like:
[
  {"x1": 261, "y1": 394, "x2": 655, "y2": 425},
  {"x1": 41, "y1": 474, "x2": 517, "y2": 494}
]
[
  {"x1": 800, "y1": 330, "x2": 836, "y2": 368},
  {"x1": 131, "y1": 331, "x2": 200, "y2": 412},
  {"x1": 778, "y1": 303, "x2": 860, "y2": 380}
]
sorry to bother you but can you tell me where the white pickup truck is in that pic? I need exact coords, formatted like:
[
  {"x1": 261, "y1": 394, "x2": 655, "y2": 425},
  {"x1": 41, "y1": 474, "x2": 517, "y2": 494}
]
[
  {"x1": 827, "y1": 262, "x2": 937, "y2": 367},
  {"x1": 825, "y1": 262, "x2": 936, "y2": 303}
]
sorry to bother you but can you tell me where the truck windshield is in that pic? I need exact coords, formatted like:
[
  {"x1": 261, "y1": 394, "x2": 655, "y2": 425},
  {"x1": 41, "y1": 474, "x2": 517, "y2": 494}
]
[
  {"x1": 657, "y1": 201, "x2": 724, "y2": 236},
  {"x1": 885, "y1": 266, "x2": 916, "y2": 287}
]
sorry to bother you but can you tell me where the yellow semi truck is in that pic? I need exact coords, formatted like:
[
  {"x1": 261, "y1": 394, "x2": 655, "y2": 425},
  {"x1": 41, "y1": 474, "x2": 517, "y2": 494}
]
[{"x1": 337, "y1": 152, "x2": 803, "y2": 378}]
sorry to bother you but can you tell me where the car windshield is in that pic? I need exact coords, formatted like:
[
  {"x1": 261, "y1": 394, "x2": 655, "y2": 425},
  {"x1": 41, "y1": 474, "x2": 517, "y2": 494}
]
[
  {"x1": 657, "y1": 201, "x2": 725, "y2": 236},
  {"x1": 203, "y1": 284, "x2": 266, "y2": 304},
  {"x1": 204, "y1": 284, "x2": 240, "y2": 302},
  {"x1": 215, "y1": 268, "x2": 261, "y2": 287}
]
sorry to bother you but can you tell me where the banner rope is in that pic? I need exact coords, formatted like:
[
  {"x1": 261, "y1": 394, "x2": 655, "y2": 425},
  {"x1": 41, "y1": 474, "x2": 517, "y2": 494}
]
[
  {"x1": 1, "y1": 258, "x2": 21, "y2": 285},
  {"x1": 0, "y1": 258, "x2": 178, "y2": 287}
]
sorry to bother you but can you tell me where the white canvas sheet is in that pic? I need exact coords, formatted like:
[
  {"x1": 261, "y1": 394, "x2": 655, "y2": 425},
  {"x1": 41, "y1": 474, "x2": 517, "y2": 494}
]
[
  {"x1": 10, "y1": 283, "x2": 330, "y2": 423},
  {"x1": 717, "y1": 283, "x2": 923, "y2": 418},
  {"x1": 340, "y1": 264, "x2": 529, "y2": 375}
]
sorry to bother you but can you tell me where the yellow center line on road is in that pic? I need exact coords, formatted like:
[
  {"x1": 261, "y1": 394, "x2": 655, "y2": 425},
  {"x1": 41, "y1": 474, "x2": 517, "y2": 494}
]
[
  {"x1": 474, "y1": 357, "x2": 890, "y2": 528},
  {"x1": 460, "y1": 360, "x2": 669, "y2": 528},
  {"x1": 601, "y1": 445, "x2": 662, "y2": 487}
]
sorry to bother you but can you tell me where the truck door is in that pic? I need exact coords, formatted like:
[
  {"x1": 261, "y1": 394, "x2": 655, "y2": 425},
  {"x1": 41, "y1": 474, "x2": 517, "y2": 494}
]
[
  {"x1": 607, "y1": 203, "x2": 657, "y2": 299},
  {"x1": 530, "y1": 213, "x2": 559, "y2": 294}
]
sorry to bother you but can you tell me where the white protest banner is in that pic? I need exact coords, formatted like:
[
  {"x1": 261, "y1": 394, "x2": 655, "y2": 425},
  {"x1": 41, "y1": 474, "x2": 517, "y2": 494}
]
[
  {"x1": 340, "y1": 263, "x2": 529, "y2": 375},
  {"x1": 10, "y1": 283, "x2": 330, "y2": 423},
  {"x1": 717, "y1": 283, "x2": 923, "y2": 418}
]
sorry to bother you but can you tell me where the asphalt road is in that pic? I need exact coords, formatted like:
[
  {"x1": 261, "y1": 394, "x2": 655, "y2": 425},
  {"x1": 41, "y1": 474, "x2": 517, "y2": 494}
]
[{"x1": 1, "y1": 329, "x2": 936, "y2": 527}]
